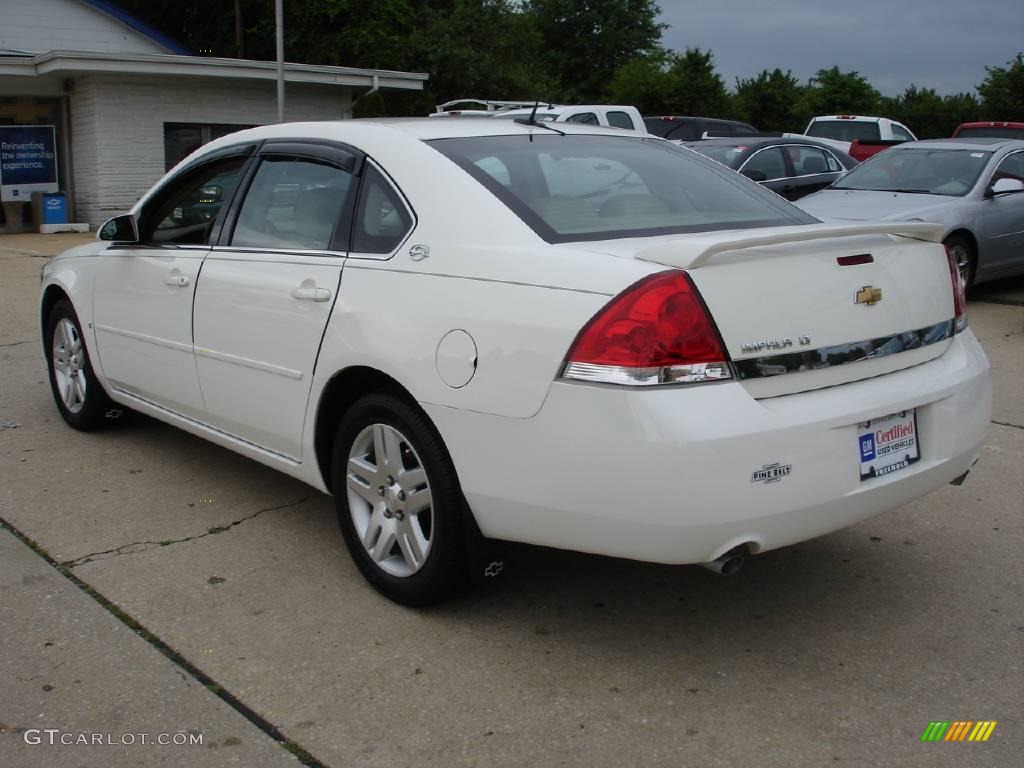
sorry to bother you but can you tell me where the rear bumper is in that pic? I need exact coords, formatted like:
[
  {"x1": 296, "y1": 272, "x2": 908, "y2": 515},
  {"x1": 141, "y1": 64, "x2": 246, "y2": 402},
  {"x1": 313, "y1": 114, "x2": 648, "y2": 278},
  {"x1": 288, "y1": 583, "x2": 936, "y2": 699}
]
[{"x1": 425, "y1": 331, "x2": 991, "y2": 564}]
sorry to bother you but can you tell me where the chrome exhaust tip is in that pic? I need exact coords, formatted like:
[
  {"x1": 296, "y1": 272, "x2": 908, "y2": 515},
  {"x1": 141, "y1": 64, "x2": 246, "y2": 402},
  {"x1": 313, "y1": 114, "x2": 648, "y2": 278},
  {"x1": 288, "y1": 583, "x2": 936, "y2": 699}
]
[{"x1": 699, "y1": 551, "x2": 745, "y2": 576}]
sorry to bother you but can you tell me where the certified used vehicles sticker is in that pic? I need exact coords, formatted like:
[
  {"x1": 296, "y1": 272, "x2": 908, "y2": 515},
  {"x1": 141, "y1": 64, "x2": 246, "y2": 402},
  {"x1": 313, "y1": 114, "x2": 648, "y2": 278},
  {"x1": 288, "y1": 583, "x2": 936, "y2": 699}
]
[{"x1": 751, "y1": 463, "x2": 792, "y2": 484}]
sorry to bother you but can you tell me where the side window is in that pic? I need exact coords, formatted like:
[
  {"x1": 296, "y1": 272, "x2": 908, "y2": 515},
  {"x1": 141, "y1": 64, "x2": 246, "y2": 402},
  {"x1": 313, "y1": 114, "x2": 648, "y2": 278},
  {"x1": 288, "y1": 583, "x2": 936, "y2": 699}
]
[
  {"x1": 607, "y1": 111, "x2": 636, "y2": 130},
  {"x1": 784, "y1": 146, "x2": 834, "y2": 175},
  {"x1": 141, "y1": 156, "x2": 247, "y2": 245},
  {"x1": 992, "y1": 152, "x2": 1024, "y2": 184},
  {"x1": 232, "y1": 158, "x2": 354, "y2": 251},
  {"x1": 742, "y1": 147, "x2": 788, "y2": 180},
  {"x1": 566, "y1": 112, "x2": 599, "y2": 125},
  {"x1": 352, "y1": 165, "x2": 413, "y2": 254},
  {"x1": 891, "y1": 124, "x2": 914, "y2": 141}
]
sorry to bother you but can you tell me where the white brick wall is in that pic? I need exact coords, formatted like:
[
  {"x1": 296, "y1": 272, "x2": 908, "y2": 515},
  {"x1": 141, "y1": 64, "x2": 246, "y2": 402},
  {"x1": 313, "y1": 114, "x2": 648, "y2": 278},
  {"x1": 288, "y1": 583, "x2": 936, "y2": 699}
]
[{"x1": 69, "y1": 74, "x2": 352, "y2": 226}]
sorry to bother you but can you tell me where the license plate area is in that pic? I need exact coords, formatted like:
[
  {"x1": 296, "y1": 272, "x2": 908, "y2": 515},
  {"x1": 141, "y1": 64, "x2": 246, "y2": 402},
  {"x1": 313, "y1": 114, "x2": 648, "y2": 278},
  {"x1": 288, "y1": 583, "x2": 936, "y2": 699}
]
[{"x1": 857, "y1": 409, "x2": 920, "y2": 481}]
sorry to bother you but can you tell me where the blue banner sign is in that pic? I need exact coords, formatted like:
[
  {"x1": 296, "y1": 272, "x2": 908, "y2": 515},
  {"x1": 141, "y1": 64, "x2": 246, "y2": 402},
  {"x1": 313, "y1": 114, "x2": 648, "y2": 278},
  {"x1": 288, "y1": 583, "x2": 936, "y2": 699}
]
[{"x1": 0, "y1": 125, "x2": 59, "y2": 202}]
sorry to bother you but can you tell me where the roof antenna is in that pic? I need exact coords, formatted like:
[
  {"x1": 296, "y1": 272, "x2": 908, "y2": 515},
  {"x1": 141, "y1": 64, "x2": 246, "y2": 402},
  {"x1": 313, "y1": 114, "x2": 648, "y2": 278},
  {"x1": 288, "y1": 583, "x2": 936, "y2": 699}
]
[
  {"x1": 528, "y1": 99, "x2": 540, "y2": 125},
  {"x1": 515, "y1": 99, "x2": 542, "y2": 126}
]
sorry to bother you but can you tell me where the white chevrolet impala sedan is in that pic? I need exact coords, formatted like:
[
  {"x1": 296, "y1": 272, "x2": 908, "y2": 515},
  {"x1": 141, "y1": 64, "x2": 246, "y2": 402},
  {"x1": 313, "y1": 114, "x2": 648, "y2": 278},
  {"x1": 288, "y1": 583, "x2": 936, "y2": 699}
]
[{"x1": 40, "y1": 119, "x2": 991, "y2": 604}]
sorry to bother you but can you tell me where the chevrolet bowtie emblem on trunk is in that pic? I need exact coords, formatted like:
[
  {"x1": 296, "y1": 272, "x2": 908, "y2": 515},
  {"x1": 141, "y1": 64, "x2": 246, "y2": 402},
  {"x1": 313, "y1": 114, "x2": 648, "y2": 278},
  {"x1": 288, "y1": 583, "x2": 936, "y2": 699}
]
[{"x1": 855, "y1": 286, "x2": 883, "y2": 305}]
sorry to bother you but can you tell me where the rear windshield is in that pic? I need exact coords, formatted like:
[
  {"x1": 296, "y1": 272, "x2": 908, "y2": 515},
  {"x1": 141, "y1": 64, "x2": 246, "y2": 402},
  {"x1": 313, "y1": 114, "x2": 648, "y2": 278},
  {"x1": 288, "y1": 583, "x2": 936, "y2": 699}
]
[
  {"x1": 427, "y1": 134, "x2": 813, "y2": 243},
  {"x1": 955, "y1": 126, "x2": 1024, "y2": 139},
  {"x1": 807, "y1": 120, "x2": 881, "y2": 142}
]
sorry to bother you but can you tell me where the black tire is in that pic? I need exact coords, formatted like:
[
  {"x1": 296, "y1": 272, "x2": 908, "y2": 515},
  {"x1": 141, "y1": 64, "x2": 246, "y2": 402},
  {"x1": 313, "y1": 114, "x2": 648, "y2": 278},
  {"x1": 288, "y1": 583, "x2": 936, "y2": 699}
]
[
  {"x1": 45, "y1": 299, "x2": 118, "y2": 431},
  {"x1": 943, "y1": 234, "x2": 976, "y2": 291},
  {"x1": 331, "y1": 392, "x2": 473, "y2": 606}
]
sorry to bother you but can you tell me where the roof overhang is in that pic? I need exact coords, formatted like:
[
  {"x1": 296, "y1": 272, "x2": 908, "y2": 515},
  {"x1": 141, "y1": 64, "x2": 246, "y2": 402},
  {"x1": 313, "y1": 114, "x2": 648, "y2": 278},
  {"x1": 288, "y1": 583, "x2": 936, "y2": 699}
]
[{"x1": 0, "y1": 51, "x2": 426, "y2": 90}]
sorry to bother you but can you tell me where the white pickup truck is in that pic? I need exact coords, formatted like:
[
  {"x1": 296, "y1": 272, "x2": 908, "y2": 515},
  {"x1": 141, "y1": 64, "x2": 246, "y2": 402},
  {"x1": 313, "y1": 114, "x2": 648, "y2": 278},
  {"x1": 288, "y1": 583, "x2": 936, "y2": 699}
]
[
  {"x1": 430, "y1": 100, "x2": 647, "y2": 133},
  {"x1": 805, "y1": 115, "x2": 917, "y2": 161}
]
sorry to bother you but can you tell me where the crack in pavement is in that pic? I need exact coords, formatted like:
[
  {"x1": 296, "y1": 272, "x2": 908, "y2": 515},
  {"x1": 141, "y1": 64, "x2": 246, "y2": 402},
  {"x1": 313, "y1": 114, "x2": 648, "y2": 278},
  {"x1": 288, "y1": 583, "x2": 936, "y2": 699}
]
[
  {"x1": 992, "y1": 419, "x2": 1023, "y2": 431},
  {"x1": 61, "y1": 495, "x2": 316, "y2": 569},
  {"x1": 0, "y1": 339, "x2": 35, "y2": 348}
]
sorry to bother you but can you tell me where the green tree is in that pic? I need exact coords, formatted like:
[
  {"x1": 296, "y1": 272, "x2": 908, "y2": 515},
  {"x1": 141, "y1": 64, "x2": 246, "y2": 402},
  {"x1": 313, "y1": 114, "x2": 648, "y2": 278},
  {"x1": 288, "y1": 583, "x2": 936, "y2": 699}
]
[
  {"x1": 733, "y1": 69, "x2": 804, "y2": 131},
  {"x1": 527, "y1": 0, "x2": 666, "y2": 102},
  {"x1": 800, "y1": 67, "x2": 882, "y2": 119},
  {"x1": 400, "y1": 0, "x2": 552, "y2": 115},
  {"x1": 887, "y1": 86, "x2": 980, "y2": 139},
  {"x1": 607, "y1": 55, "x2": 673, "y2": 113},
  {"x1": 662, "y1": 47, "x2": 731, "y2": 117},
  {"x1": 978, "y1": 53, "x2": 1024, "y2": 119},
  {"x1": 942, "y1": 92, "x2": 982, "y2": 134}
]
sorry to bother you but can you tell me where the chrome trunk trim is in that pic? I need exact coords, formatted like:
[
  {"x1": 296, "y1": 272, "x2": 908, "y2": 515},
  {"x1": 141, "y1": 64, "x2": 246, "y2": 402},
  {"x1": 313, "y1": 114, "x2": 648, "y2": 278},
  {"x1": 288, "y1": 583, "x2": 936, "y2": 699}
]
[{"x1": 733, "y1": 319, "x2": 954, "y2": 379}]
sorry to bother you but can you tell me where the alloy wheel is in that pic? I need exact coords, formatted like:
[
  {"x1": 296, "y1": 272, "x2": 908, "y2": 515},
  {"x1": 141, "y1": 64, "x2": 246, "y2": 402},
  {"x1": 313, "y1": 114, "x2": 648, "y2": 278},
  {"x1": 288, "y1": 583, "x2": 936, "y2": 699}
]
[
  {"x1": 52, "y1": 318, "x2": 87, "y2": 414},
  {"x1": 346, "y1": 423, "x2": 433, "y2": 577},
  {"x1": 948, "y1": 243, "x2": 971, "y2": 288}
]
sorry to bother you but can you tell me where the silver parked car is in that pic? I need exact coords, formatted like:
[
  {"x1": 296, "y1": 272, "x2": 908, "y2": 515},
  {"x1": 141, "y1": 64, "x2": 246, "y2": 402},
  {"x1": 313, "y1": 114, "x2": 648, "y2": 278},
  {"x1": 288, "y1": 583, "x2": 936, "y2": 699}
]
[{"x1": 797, "y1": 138, "x2": 1024, "y2": 287}]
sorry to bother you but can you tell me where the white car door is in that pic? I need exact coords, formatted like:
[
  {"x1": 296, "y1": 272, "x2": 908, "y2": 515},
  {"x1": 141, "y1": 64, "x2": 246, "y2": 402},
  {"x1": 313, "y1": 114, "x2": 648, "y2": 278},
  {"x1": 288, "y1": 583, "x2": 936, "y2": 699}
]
[
  {"x1": 92, "y1": 150, "x2": 252, "y2": 419},
  {"x1": 191, "y1": 142, "x2": 362, "y2": 460}
]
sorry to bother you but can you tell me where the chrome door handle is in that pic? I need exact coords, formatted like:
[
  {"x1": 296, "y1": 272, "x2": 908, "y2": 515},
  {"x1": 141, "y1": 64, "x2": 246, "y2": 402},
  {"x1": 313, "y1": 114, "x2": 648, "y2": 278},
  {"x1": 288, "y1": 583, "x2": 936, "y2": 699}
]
[
  {"x1": 290, "y1": 286, "x2": 332, "y2": 302},
  {"x1": 163, "y1": 274, "x2": 190, "y2": 287}
]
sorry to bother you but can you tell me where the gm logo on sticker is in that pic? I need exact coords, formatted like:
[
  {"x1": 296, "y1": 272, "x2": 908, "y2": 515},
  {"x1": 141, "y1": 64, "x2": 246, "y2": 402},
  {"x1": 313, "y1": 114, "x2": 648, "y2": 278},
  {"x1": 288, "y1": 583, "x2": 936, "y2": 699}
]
[{"x1": 860, "y1": 434, "x2": 876, "y2": 461}]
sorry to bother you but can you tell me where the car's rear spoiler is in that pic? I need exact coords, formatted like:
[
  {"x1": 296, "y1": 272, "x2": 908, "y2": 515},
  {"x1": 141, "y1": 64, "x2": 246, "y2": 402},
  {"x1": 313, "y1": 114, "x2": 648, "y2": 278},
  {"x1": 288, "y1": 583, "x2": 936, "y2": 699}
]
[{"x1": 635, "y1": 222, "x2": 946, "y2": 270}]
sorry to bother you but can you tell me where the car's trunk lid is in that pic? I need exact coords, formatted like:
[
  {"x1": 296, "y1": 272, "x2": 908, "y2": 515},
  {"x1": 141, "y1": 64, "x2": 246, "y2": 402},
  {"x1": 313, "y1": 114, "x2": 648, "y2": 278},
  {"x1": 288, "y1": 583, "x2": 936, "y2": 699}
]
[{"x1": 579, "y1": 223, "x2": 956, "y2": 398}]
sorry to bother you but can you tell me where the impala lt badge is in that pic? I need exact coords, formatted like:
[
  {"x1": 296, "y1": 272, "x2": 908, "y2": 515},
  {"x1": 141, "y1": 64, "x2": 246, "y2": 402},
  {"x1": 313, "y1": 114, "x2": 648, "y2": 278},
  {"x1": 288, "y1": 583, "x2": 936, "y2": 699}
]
[
  {"x1": 855, "y1": 285, "x2": 883, "y2": 305},
  {"x1": 741, "y1": 338, "x2": 792, "y2": 353}
]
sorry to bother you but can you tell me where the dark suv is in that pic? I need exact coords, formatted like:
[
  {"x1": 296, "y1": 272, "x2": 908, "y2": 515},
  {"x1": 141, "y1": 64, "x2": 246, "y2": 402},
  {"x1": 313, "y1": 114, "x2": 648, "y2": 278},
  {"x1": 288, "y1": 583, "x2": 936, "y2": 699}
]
[{"x1": 644, "y1": 115, "x2": 758, "y2": 141}]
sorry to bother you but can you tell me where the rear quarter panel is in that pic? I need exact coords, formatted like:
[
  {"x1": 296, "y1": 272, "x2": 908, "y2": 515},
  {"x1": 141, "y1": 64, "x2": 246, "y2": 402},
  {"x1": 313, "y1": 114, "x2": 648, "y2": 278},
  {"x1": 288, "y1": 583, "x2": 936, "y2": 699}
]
[{"x1": 316, "y1": 259, "x2": 615, "y2": 419}]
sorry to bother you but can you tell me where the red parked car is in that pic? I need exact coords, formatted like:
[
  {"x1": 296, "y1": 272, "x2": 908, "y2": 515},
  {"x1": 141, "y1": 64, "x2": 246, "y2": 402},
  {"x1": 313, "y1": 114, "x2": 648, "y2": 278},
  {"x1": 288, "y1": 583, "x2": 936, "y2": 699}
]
[{"x1": 952, "y1": 122, "x2": 1024, "y2": 139}]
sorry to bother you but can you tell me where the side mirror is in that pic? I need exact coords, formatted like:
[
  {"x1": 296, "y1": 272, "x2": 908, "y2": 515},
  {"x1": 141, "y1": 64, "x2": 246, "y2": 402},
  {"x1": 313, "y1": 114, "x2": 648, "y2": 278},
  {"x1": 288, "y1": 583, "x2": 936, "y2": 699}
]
[
  {"x1": 98, "y1": 214, "x2": 139, "y2": 243},
  {"x1": 988, "y1": 177, "x2": 1024, "y2": 197},
  {"x1": 741, "y1": 168, "x2": 768, "y2": 182}
]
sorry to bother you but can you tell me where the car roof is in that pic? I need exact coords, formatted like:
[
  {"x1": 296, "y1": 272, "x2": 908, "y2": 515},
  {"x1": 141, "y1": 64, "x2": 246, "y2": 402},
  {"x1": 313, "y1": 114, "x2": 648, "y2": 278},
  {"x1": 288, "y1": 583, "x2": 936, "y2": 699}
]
[
  {"x1": 957, "y1": 121, "x2": 1024, "y2": 129},
  {"x1": 811, "y1": 115, "x2": 884, "y2": 123},
  {"x1": 682, "y1": 136, "x2": 837, "y2": 149},
  {"x1": 890, "y1": 137, "x2": 1024, "y2": 151},
  {"x1": 645, "y1": 115, "x2": 747, "y2": 122},
  {"x1": 195, "y1": 117, "x2": 649, "y2": 155}
]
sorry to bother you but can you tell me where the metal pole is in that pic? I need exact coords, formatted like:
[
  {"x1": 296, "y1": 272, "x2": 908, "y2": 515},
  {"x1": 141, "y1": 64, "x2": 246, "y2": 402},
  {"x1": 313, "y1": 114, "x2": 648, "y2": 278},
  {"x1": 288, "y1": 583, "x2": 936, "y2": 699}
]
[{"x1": 275, "y1": 0, "x2": 284, "y2": 123}]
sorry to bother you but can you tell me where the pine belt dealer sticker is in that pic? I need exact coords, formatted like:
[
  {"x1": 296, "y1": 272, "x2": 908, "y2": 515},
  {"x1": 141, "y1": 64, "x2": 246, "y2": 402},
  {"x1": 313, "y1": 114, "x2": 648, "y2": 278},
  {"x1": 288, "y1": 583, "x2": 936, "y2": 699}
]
[
  {"x1": 858, "y1": 409, "x2": 920, "y2": 481},
  {"x1": 751, "y1": 463, "x2": 792, "y2": 484}
]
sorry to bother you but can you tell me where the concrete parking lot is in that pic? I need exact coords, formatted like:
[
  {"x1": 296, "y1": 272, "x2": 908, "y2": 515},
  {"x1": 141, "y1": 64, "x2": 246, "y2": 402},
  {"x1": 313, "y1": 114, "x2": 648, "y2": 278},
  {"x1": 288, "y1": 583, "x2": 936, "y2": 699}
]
[{"x1": 1, "y1": 233, "x2": 1022, "y2": 767}]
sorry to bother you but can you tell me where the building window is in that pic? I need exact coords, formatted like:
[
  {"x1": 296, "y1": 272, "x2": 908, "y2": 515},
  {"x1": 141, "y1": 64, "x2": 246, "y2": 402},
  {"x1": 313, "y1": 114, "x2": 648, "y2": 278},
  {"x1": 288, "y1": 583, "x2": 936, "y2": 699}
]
[{"x1": 164, "y1": 123, "x2": 256, "y2": 170}]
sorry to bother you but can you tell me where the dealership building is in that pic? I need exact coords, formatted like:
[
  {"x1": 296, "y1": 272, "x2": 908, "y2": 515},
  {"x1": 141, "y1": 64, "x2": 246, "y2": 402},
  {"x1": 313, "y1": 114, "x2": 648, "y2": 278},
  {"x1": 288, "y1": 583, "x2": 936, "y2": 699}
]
[{"x1": 0, "y1": 0, "x2": 427, "y2": 231}]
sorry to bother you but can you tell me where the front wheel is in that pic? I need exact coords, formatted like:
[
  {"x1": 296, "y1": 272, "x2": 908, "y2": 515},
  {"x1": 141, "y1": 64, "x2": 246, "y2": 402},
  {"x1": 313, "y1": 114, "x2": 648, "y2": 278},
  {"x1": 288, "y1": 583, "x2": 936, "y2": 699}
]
[
  {"x1": 332, "y1": 393, "x2": 472, "y2": 605},
  {"x1": 45, "y1": 299, "x2": 117, "y2": 431},
  {"x1": 944, "y1": 235, "x2": 976, "y2": 291}
]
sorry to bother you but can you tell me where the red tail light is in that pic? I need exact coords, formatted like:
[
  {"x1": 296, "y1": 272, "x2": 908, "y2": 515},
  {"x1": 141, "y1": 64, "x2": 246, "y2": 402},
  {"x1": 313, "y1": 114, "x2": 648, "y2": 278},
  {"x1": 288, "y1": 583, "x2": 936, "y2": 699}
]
[
  {"x1": 562, "y1": 271, "x2": 732, "y2": 386},
  {"x1": 944, "y1": 245, "x2": 968, "y2": 334}
]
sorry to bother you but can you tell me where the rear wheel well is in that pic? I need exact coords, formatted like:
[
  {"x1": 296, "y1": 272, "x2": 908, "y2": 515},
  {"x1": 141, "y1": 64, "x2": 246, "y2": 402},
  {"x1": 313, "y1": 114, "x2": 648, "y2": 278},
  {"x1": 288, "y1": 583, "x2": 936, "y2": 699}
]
[
  {"x1": 41, "y1": 285, "x2": 70, "y2": 337},
  {"x1": 314, "y1": 367, "x2": 416, "y2": 490}
]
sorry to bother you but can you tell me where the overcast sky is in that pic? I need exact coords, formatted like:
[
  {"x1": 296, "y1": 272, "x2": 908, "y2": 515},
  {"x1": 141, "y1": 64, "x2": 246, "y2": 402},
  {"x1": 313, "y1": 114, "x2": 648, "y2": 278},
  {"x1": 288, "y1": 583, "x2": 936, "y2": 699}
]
[{"x1": 657, "y1": 0, "x2": 1022, "y2": 96}]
